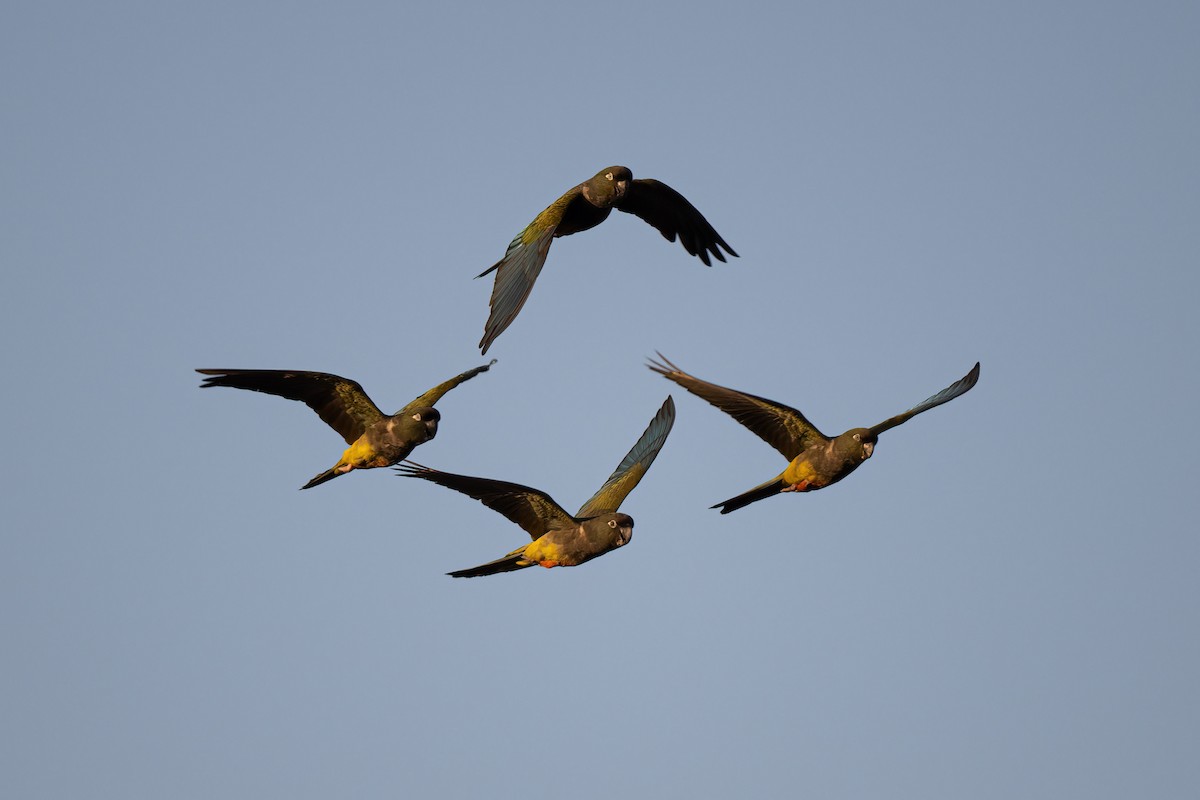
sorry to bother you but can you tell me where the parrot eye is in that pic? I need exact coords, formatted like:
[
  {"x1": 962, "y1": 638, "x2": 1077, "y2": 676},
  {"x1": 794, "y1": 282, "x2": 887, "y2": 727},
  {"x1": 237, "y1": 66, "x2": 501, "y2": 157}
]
[
  {"x1": 608, "y1": 519, "x2": 617, "y2": 528},
  {"x1": 412, "y1": 413, "x2": 422, "y2": 421},
  {"x1": 605, "y1": 172, "x2": 613, "y2": 180},
  {"x1": 853, "y1": 433, "x2": 860, "y2": 441}
]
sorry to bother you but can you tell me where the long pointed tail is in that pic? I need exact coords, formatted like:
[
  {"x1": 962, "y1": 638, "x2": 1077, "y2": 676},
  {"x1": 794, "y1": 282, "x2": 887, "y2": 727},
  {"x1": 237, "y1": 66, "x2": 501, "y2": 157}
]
[
  {"x1": 448, "y1": 547, "x2": 531, "y2": 578},
  {"x1": 711, "y1": 476, "x2": 787, "y2": 515},
  {"x1": 300, "y1": 466, "x2": 342, "y2": 490}
]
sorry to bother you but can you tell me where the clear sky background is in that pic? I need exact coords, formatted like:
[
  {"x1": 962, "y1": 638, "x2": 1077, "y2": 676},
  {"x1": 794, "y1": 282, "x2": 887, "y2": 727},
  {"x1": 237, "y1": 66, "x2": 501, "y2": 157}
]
[{"x1": 3, "y1": 2, "x2": 1197, "y2": 797}]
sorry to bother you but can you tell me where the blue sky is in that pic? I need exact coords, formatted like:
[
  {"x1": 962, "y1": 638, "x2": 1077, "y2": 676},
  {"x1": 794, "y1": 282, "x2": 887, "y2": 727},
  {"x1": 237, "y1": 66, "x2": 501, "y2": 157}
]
[{"x1": 3, "y1": 2, "x2": 1198, "y2": 797}]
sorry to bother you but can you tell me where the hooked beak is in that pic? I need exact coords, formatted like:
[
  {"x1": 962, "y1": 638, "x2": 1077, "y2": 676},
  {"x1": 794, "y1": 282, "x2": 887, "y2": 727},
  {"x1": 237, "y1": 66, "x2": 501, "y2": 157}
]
[
  {"x1": 615, "y1": 179, "x2": 627, "y2": 198},
  {"x1": 863, "y1": 442, "x2": 874, "y2": 458}
]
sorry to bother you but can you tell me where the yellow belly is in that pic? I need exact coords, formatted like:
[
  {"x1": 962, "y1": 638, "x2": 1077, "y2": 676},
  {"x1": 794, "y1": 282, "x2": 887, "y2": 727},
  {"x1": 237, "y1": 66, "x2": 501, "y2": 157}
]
[
  {"x1": 782, "y1": 458, "x2": 822, "y2": 489},
  {"x1": 524, "y1": 537, "x2": 573, "y2": 567},
  {"x1": 338, "y1": 437, "x2": 387, "y2": 470}
]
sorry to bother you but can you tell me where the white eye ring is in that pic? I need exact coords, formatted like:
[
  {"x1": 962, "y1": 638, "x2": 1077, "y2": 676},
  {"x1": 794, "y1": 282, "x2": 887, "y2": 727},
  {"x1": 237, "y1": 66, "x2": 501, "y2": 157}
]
[
  {"x1": 605, "y1": 172, "x2": 614, "y2": 180},
  {"x1": 853, "y1": 433, "x2": 860, "y2": 441},
  {"x1": 608, "y1": 519, "x2": 617, "y2": 528},
  {"x1": 412, "y1": 413, "x2": 422, "y2": 421}
]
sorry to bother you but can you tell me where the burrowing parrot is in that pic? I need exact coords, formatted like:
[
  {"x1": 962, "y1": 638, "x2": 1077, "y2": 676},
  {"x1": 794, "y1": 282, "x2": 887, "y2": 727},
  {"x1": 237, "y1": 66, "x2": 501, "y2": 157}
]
[
  {"x1": 397, "y1": 396, "x2": 675, "y2": 577},
  {"x1": 648, "y1": 354, "x2": 980, "y2": 514},
  {"x1": 197, "y1": 360, "x2": 495, "y2": 489},
  {"x1": 477, "y1": 166, "x2": 736, "y2": 354}
]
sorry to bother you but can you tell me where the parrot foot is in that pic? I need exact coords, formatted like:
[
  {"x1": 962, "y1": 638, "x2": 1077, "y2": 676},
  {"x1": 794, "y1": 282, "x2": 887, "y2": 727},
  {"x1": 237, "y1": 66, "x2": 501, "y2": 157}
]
[{"x1": 782, "y1": 480, "x2": 811, "y2": 493}]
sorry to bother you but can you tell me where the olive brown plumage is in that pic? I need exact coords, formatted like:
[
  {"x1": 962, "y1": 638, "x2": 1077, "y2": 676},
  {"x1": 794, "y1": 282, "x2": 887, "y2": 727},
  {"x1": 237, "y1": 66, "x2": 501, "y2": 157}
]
[
  {"x1": 477, "y1": 166, "x2": 737, "y2": 354},
  {"x1": 197, "y1": 360, "x2": 495, "y2": 489},
  {"x1": 397, "y1": 396, "x2": 675, "y2": 577},
  {"x1": 649, "y1": 355, "x2": 980, "y2": 513}
]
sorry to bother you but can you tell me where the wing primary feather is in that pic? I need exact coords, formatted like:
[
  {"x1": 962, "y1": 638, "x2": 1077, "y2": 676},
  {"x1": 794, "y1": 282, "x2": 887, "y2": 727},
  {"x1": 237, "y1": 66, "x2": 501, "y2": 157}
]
[
  {"x1": 478, "y1": 228, "x2": 556, "y2": 354},
  {"x1": 575, "y1": 396, "x2": 676, "y2": 518},
  {"x1": 869, "y1": 362, "x2": 981, "y2": 437},
  {"x1": 647, "y1": 353, "x2": 826, "y2": 460},
  {"x1": 615, "y1": 179, "x2": 737, "y2": 267},
  {"x1": 400, "y1": 359, "x2": 497, "y2": 414},
  {"x1": 196, "y1": 368, "x2": 384, "y2": 444},
  {"x1": 396, "y1": 461, "x2": 574, "y2": 539}
]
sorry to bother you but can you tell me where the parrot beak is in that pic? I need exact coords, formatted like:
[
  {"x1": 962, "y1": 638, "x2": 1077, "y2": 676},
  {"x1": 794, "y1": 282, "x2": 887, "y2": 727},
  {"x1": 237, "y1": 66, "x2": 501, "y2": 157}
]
[
  {"x1": 863, "y1": 442, "x2": 874, "y2": 458},
  {"x1": 615, "y1": 179, "x2": 627, "y2": 198}
]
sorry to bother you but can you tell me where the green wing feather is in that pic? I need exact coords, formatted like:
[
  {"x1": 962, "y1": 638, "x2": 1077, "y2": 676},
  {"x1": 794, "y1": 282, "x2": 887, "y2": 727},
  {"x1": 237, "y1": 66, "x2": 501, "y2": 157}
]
[
  {"x1": 396, "y1": 462, "x2": 575, "y2": 540},
  {"x1": 476, "y1": 189, "x2": 578, "y2": 354},
  {"x1": 477, "y1": 227, "x2": 555, "y2": 354},
  {"x1": 647, "y1": 354, "x2": 827, "y2": 460},
  {"x1": 869, "y1": 362, "x2": 980, "y2": 437},
  {"x1": 196, "y1": 369, "x2": 384, "y2": 445},
  {"x1": 576, "y1": 396, "x2": 676, "y2": 518},
  {"x1": 400, "y1": 359, "x2": 496, "y2": 415}
]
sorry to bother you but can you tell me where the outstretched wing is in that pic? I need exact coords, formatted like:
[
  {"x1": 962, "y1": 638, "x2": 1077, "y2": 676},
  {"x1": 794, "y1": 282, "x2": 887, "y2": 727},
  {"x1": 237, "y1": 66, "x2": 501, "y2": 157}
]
[
  {"x1": 615, "y1": 179, "x2": 738, "y2": 266},
  {"x1": 196, "y1": 369, "x2": 384, "y2": 445},
  {"x1": 576, "y1": 396, "x2": 676, "y2": 518},
  {"x1": 647, "y1": 354, "x2": 828, "y2": 460},
  {"x1": 869, "y1": 362, "x2": 981, "y2": 437},
  {"x1": 399, "y1": 359, "x2": 497, "y2": 415},
  {"x1": 476, "y1": 188, "x2": 582, "y2": 355},
  {"x1": 396, "y1": 462, "x2": 575, "y2": 540}
]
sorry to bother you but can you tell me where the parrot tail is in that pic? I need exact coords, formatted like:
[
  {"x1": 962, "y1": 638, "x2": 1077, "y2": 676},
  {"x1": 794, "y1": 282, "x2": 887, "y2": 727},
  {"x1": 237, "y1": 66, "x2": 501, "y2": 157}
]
[
  {"x1": 448, "y1": 547, "x2": 531, "y2": 578},
  {"x1": 710, "y1": 477, "x2": 787, "y2": 515},
  {"x1": 300, "y1": 466, "x2": 343, "y2": 490}
]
